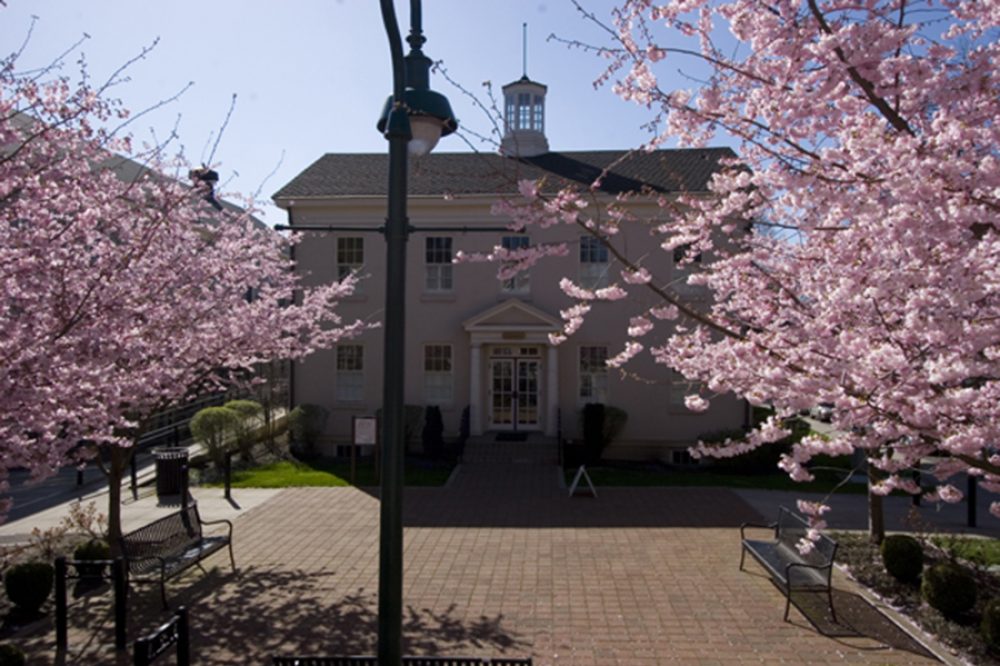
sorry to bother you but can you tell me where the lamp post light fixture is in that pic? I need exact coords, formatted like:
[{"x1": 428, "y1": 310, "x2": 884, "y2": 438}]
[{"x1": 377, "y1": 1, "x2": 457, "y2": 664}]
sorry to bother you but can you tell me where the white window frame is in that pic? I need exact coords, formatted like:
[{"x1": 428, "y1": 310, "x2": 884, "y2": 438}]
[
  {"x1": 335, "y1": 344, "x2": 364, "y2": 403},
  {"x1": 423, "y1": 344, "x2": 454, "y2": 405},
  {"x1": 425, "y1": 237, "x2": 454, "y2": 292},
  {"x1": 579, "y1": 345, "x2": 609, "y2": 403},
  {"x1": 337, "y1": 237, "x2": 364, "y2": 291},
  {"x1": 501, "y1": 235, "x2": 530, "y2": 294},
  {"x1": 579, "y1": 236, "x2": 610, "y2": 290}
]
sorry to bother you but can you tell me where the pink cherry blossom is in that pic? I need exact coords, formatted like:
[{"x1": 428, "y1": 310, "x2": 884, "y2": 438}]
[
  {"x1": 483, "y1": 0, "x2": 1000, "y2": 534},
  {"x1": 0, "y1": 44, "x2": 362, "y2": 532}
]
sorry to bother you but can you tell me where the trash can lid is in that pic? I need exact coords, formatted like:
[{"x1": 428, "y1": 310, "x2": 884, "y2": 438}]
[{"x1": 152, "y1": 447, "x2": 190, "y2": 458}]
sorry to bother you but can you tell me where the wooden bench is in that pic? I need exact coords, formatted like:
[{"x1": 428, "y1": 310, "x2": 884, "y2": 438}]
[
  {"x1": 272, "y1": 658, "x2": 532, "y2": 665},
  {"x1": 119, "y1": 503, "x2": 235, "y2": 609},
  {"x1": 740, "y1": 506, "x2": 838, "y2": 622}
]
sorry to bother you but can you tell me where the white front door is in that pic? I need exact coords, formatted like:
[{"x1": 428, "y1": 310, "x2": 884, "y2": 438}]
[{"x1": 489, "y1": 356, "x2": 541, "y2": 431}]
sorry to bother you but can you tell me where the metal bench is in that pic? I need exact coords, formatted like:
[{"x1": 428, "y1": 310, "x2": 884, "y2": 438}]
[
  {"x1": 740, "y1": 506, "x2": 838, "y2": 622},
  {"x1": 119, "y1": 502, "x2": 235, "y2": 609},
  {"x1": 134, "y1": 606, "x2": 189, "y2": 666},
  {"x1": 272, "y1": 658, "x2": 533, "y2": 665}
]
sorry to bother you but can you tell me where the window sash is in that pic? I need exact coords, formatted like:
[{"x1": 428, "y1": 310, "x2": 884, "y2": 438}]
[
  {"x1": 336, "y1": 345, "x2": 364, "y2": 402},
  {"x1": 501, "y1": 236, "x2": 530, "y2": 293},
  {"x1": 579, "y1": 346, "x2": 608, "y2": 402},
  {"x1": 579, "y1": 237, "x2": 609, "y2": 289},
  {"x1": 424, "y1": 345, "x2": 453, "y2": 403},
  {"x1": 425, "y1": 237, "x2": 453, "y2": 292},
  {"x1": 337, "y1": 237, "x2": 364, "y2": 284}
]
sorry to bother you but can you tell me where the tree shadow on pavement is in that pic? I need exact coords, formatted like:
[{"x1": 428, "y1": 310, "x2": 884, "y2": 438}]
[
  {"x1": 15, "y1": 565, "x2": 530, "y2": 665},
  {"x1": 790, "y1": 588, "x2": 937, "y2": 661}
]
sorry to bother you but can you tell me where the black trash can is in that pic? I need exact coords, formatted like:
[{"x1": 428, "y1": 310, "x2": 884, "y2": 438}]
[{"x1": 153, "y1": 447, "x2": 189, "y2": 499}]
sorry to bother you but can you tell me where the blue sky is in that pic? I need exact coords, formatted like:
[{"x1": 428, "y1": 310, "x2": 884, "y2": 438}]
[{"x1": 1, "y1": 1, "x2": 689, "y2": 224}]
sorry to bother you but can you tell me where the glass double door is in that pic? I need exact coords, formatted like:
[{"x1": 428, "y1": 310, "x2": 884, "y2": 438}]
[{"x1": 489, "y1": 357, "x2": 540, "y2": 431}]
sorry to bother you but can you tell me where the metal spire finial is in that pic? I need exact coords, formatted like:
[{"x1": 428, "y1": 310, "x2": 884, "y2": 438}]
[{"x1": 522, "y1": 22, "x2": 528, "y2": 78}]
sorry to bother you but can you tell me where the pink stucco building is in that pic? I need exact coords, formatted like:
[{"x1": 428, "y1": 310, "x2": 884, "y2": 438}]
[{"x1": 273, "y1": 72, "x2": 746, "y2": 461}]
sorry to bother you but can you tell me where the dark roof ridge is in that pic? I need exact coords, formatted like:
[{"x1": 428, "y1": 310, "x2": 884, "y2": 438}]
[{"x1": 273, "y1": 146, "x2": 737, "y2": 201}]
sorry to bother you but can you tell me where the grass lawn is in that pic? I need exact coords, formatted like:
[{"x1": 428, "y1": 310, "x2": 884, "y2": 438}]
[
  {"x1": 566, "y1": 465, "x2": 869, "y2": 494},
  {"x1": 216, "y1": 458, "x2": 454, "y2": 488},
  {"x1": 932, "y1": 535, "x2": 1000, "y2": 567}
]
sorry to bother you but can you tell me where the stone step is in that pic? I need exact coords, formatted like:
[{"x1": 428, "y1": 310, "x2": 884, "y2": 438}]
[{"x1": 462, "y1": 434, "x2": 559, "y2": 465}]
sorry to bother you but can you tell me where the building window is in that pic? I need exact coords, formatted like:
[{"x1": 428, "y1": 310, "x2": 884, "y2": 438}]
[
  {"x1": 423, "y1": 344, "x2": 453, "y2": 404},
  {"x1": 336, "y1": 345, "x2": 364, "y2": 402},
  {"x1": 425, "y1": 237, "x2": 453, "y2": 292},
  {"x1": 518, "y1": 92, "x2": 531, "y2": 129},
  {"x1": 501, "y1": 235, "x2": 530, "y2": 293},
  {"x1": 579, "y1": 236, "x2": 610, "y2": 289},
  {"x1": 337, "y1": 237, "x2": 364, "y2": 286},
  {"x1": 532, "y1": 95, "x2": 544, "y2": 132},
  {"x1": 505, "y1": 95, "x2": 515, "y2": 133},
  {"x1": 579, "y1": 346, "x2": 608, "y2": 403}
]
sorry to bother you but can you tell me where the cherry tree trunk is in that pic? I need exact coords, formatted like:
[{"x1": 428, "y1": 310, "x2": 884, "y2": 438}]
[{"x1": 868, "y1": 466, "x2": 886, "y2": 545}]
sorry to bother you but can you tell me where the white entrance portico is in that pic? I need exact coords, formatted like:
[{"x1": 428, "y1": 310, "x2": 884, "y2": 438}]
[{"x1": 462, "y1": 299, "x2": 561, "y2": 437}]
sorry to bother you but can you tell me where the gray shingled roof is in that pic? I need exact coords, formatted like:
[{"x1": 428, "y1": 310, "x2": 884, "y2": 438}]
[{"x1": 272, "y1": 148, "x2": 737, "y2": 201}]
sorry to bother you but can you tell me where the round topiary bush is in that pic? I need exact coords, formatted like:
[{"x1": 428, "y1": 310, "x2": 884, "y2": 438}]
[
  {"x1": 0, "y1": 644, "x2": 25, "y2": 666},
  {"x1": 982, "y1": 599, "x2": 1000, "y2": 649},
  {"x1": 4, "y1": 561, "x2": 54, "y2": 613},
  {"x1": 880, "y1": 534, "x2": 924, "y2": 583},
  {"x1": 921, "y1": 562, "x2": 976, "y2": 618},
  {"x1": 73, "y1": 539, "x2": 110, "y2": 579}
]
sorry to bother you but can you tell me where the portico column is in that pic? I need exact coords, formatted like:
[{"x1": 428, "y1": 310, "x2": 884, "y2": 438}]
[
  {"x1": 469, "y1": 343, "x2": 483, "y2": 435},
  {"x1": 546, "y1": 344, "x2": 559, "y2": 437}
]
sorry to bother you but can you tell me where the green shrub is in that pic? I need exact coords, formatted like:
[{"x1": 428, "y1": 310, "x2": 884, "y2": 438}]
[
  {"x1": 982, "y1": 599, "x2": 1000, "y2": 649},
  {"x1": 880, "y1": 534, "x2": 923, "y2": 583},
  {"x1": 0, "y1": 644, "x2": 25, "y2": 666},
  {"x1": 73, "y1": 539, "x2": 111, "y2": 579},
  {"x1": 581, "y1": 403, "x2": 606, "y2": 464},
  {"x1": 375, "y1": 405, "x2": 424, "y2": 453},
  {"x1": 224, "y1": 399, "x2": 264, "y2": 461},
  {"x1": 288, "y1": 404, "x2": 329, "y2": 458},
  {"x1": 603, "y1": 406, "x2": 628, "y2": 450},
  {"x1": 921, "y1": 562, "x2": 976, "y2": 618},
  {"x1": 224, "y1": 399, "x2": 264, "y2": 419},
  {"x1": 4, "y1": 561, "x2": 54, "y2": 613},
  {"x1": 190, "y1": 406, "x2": 240, "y2": 466},
  {"x1": 422, "y1": 406, "x2": 445, "y2": 458}
]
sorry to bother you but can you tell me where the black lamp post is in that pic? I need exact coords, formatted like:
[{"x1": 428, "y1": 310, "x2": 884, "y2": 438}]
[{"x1": 377, "y1": 2, "x2": 456, "y2": 664}]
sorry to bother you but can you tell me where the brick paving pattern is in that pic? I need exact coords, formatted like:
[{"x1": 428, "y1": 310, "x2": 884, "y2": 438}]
[{"x1": 20, "y1": 453, "x2": 943, "y2": 664}]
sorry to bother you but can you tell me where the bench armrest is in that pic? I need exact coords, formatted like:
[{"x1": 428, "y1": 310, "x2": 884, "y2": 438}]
[
  {"x1": 740, "y1": 521, "x2": 777, "y2": 540},
  {"x1": 199, "y1": 517, "x2": 234, "y2": 540}
]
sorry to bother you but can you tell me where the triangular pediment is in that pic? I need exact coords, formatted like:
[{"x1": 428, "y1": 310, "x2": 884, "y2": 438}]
[{"x1": 463, "y1": 298, "x2": 560, "y2": 332}]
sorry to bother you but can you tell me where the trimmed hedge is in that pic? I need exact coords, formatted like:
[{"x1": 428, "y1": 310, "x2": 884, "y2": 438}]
[
  {"x1": 880, "y1": 534, "x2": 923, "y2": 583},
  {"x1": 921, "y1": 562, "x2": 976, "y2": 618}
]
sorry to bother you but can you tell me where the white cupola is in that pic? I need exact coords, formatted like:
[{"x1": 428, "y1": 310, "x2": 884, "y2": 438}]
[{"x1": 500, "y1": 75, "x2": 549, "y2": 157}]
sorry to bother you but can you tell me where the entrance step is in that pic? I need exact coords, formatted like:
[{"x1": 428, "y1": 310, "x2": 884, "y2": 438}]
[{"x1": 462, "y1": 434, "x2": 558, "y2": 465}]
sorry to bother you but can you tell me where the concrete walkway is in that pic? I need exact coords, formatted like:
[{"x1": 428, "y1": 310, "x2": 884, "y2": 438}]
[{"x1": 10, "y1": 453, "x2": 970, "y2": 665}]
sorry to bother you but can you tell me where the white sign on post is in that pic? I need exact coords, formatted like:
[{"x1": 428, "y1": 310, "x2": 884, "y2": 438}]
[{"x1": 353, "y1": 416, "x2": 377, "y2": 446}]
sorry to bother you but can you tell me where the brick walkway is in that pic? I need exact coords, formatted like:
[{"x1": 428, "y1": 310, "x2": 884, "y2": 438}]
[{"x1": 21, "y1": 460, "x2": 945, "y2": 665}]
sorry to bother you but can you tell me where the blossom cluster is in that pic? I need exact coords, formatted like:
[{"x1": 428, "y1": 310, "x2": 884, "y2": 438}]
[{"x1": 491, "y1": 0, "x2": 1000, "y2": 526}]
